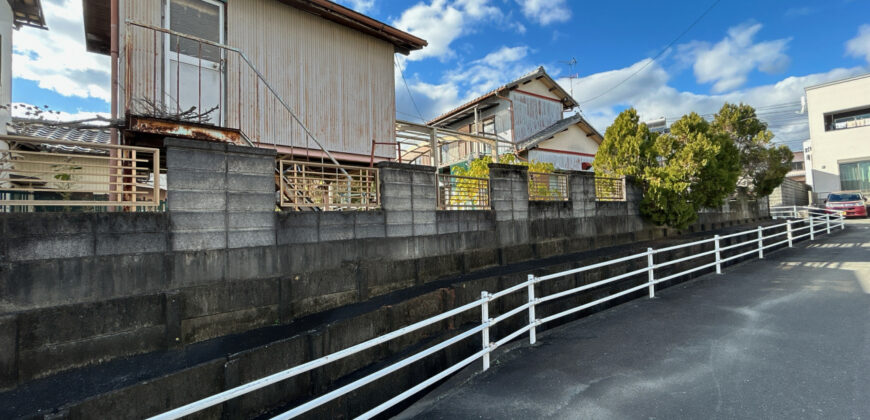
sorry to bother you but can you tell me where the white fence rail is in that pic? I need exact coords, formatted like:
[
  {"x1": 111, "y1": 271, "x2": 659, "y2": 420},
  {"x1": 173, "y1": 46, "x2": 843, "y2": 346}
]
[{"x1": 150, "y1": 207, "x2": 845, "y2": 420}]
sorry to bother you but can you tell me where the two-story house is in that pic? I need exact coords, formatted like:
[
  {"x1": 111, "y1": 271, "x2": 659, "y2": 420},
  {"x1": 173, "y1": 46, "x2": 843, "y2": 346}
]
[
  {"x1": 427, "y1": 66, "x2": 603, "y2": 171},
  {"x1": 81, "y1": 0, "x2": 427, "y2": 164},
  {"x1": 804, "y1": 72, "x2": 870, "y2": 197}
]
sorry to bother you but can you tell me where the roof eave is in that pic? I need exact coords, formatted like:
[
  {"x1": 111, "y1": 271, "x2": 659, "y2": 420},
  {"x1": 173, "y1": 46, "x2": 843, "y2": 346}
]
[
  {"x1": 81, "y1": 0, "x2": 427, "y2": 56},
  {"x1": 9, "y1": 0, "x2": 47, "y2": 30}
]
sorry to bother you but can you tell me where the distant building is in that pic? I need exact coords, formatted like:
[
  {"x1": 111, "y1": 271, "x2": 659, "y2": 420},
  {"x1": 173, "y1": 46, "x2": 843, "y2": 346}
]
[
  {"x1": 428, "y1": 67, "x2": 603, "y2": 171},
  {"x1": 1, "y1": 0, "x2": 48, "y2": 135},
  {"x1": 786, "y1": 149, "x2": 806, "y2": 183},
  {"x1": 645, "y1": 117, "x2": 670, "y2": 134},
  {"x1": 804, "y1": 73, "x2": 870, "y2": 197}
]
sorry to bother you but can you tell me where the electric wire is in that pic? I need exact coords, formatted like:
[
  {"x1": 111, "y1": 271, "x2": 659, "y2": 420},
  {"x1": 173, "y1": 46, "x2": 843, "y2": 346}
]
[
  {"x1": 394, "y1": 55, "x2": 426, "y2": 123},
  {"x1": 579, "y1": 0, "x2": 723, "y2": 104}
]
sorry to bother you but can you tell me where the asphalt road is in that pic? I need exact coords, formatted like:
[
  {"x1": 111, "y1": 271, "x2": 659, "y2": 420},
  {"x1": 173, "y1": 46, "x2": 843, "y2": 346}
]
[{"x1": 398, "y1": 220, "x2": 870, "y2": 420}]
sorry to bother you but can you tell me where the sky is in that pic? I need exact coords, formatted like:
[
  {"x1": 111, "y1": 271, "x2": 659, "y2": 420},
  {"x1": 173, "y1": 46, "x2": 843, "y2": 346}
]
[{"x1": 10, "y1": 0, "x2": 870, "y2": 151}]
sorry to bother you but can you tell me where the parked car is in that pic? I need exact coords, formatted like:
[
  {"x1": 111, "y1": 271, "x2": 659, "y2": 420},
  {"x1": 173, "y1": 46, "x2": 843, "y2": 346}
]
[{"x1": 824, "y1": 191, "x2": 869, "y2": 217}]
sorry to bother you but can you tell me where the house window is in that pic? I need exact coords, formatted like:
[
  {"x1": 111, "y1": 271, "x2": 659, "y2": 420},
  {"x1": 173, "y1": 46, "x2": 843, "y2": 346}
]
[
  {"x1": 791, "y1": 161, "x2": 804, "y2": 171},
  {"x1": 824, "y1": 106, "x2": 870, "y2": 131},
  {"x1": 481, "y1": 117, "x2": 495, "y2": 135},
  {"x1": 839, "y1": 160, "x2": 870, "y2": 192},
  {"x1": 168, "y1": 0, "x2": 223, "y2": 62}
]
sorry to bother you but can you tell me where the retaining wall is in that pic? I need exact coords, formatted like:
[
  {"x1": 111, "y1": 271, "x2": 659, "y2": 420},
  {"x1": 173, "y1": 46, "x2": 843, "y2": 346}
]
[{"x1": 0, "y1": 138, "x2": 768, "y2": 399}]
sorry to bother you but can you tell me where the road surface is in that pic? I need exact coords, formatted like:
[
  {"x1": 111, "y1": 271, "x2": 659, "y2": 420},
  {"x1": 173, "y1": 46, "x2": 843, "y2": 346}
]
[{"x1": 399, "y1": 220, "x2": 870, "y2": 420}]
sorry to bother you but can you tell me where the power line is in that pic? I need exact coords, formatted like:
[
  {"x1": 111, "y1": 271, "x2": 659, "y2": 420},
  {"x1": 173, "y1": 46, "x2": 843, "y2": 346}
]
[
  {"x1": 394, "y1": 55, "x2": 425, "y2": 122},
  {"x1": 578, "y1": 0, "x2": 722, "y2": 105}
]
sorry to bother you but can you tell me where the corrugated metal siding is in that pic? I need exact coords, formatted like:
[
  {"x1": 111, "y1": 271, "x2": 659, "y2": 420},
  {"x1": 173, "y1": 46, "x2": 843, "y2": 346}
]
[
  {"x1": 510, "y1": 90, "x2": 562, "y2": 142},
  {"x1": 121, "y1": 0, "x2": 163, "y2": 117},
  {"x1": 226, "y1": 0, "x2": 395, "y2": 157},
  {"x1": 121, "y1": 0, "x2": 396, "y2": 158}
]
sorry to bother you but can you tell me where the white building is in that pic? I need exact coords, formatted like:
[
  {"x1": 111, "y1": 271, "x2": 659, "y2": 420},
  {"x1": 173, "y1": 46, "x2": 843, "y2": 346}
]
[
  {"x1": 1, "y1": 0, "x2": 48, "y2": 134},
  {"x1": 804, "y1": 73, "x2": 870, "y2": 198}
]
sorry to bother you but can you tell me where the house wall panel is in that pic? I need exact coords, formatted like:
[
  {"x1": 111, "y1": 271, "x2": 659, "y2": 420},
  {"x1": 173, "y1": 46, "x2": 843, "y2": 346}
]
[
  {"x1": 510, "y1": 90, "x2": 562, "y2": 142},
  {"x1": 226, "y1": 0, "x2": 395, "y2": 157},
  {"x1": 121, "y1": 0, "x2": 396, "y2": 158},
  {"x1": 538, "y1": 125, "x2": 600, "y2": 154}
]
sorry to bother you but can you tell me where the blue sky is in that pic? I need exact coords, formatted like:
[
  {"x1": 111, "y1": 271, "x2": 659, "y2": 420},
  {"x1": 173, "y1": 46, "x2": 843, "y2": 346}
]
[{"x1": 11, "y1": 0, "x2": 870, "y2": 150}]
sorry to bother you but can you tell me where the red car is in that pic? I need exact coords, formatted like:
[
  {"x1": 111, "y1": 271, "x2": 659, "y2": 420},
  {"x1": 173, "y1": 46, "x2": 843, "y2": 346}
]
[{"x1": 825, "y1": 191, "x2": 869, "y2": 218}]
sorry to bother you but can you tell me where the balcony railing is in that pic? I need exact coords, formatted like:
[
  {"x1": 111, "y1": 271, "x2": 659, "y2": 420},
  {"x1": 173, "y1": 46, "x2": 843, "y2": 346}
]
[
  {"x1": 123, "y1": 21, "x2": 350, "y2": 182},
  {"x1": 0, "y1": 134, "x2": 161, "y2": 210},
  {"x1": 279, "y1": 160, "x2": 379, "y2": 211},
  {"x1": 595, "y1": 176, "x2": 626, "y2": 202},
  {"x1": 437, "y1": 174, "x2": 490, "y2": 210},
  {"x1": 528, "y1": 172, "x2": 568, "y2": 201}
]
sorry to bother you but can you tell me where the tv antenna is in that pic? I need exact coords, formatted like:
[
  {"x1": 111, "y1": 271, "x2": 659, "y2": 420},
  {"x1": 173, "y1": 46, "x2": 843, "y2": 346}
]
[{"x1": 560, "y1": 57, "x2": 579, "y2": 109}]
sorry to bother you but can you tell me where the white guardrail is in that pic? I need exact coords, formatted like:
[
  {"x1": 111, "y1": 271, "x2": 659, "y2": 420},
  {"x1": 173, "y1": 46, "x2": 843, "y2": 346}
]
[{"x1": 150, "y1": 206, "x2": 845, "y2": 420}]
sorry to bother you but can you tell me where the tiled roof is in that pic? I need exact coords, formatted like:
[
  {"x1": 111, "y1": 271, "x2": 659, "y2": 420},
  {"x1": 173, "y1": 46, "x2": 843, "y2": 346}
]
[{"x1": 7, "y1": 119, "x2": 112, "y2": 155}]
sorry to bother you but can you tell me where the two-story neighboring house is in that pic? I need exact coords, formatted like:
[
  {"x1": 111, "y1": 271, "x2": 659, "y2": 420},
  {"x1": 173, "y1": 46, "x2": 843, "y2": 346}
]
[
  {"x1": 427, "y1": 66, "x2": 603, "y2": 171},
  {"x1": 805, "y1": 73, "x2": 870, "y2": 197},
  {"x1": 81, "y1": 0, "x2": 426, "y2": 164}
]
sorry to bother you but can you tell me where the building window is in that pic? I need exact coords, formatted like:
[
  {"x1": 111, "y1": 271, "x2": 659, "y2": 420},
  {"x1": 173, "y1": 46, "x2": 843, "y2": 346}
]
[
  {"x1": 839, "y1": 160, "x2": 870, "y2": 192},
  {"x1": 824, "y1": 106, "x2": 870, "y2": 131},
  {"x1": 481, "y1": 117, "x2": 496, "y2": 135},
  {"x1": 791, "y1": 161, "x2": 804, "y2": 171}
]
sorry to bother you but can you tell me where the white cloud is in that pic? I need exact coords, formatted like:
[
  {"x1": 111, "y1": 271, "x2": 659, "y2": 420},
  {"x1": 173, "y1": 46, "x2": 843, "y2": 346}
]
[
  {"x1": 10, "y1": 102, "x2": 109, "y2": 122},
  {"x1": 845, "y1": 24, "x2": 870, "y2": 64},
  {"x1": 392, "y1": 0, "x2": 502, "y2": 62},
  {"x1": 12, "y1": 0, "x2": 110, "y2": 103},
  {"x1": 516, "y1": 0, "x2": 571, "y2": 25},
  {"x1": 559, "y1": 59, "x2": 867, "y2": 149},
  {"x1": 681, "y1": 23, "x2": 791, "y2": 93},
  {"x1": 335, "y1": 0, "x2": 375, "y2": 13}
]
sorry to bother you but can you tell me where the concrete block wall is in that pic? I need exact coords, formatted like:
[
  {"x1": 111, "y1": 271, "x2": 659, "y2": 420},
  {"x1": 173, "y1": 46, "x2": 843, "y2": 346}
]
[
  {"x1": 489, "y1": 163, "x2": 529, "y2": 222},
  {"x1": 0, "y1": 156, "x2": 770, "y2": 393},
  {"x1": 379, "y1": 162, "x2": 437, "y2": 237},
  {"x1": 770, "y1": 178, "x2": 810, "y2": 207},
  {"x1": 166, "y1": 138, "x2": 276, "y2": 251}
]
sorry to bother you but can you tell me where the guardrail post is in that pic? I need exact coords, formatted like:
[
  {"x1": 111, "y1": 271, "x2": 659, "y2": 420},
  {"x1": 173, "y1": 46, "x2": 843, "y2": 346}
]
[
  {"x1": 826, "y1": 214, "x2": 831, "y2": 234},
  {"x1": 792, "y1": 205, "x2": 797, "y2": 218},
  {"x1": 647, "y1": 248, "x2": 655, "y2": 298},
  {"x1": 527, "y1": 275, "x2": 537, "y2": 345},
  {"x1": 809, "y1": 216, "x2": 815, "y2": 241},
  {"x1": 714, "y1": 235, "x2": 722, "y2": 274},
  {"x1": 786, "y1": 220, "x2": 793, "y2": 247},
  {"x1": 757, "y1": 226, "x2": 764, "y2": 259},
  {"x1": 480, "y1": 291, "x2": 490, "y2": 371},
  {"x1": 841, "y1": 214, "x2": 846, "y2": 230}
]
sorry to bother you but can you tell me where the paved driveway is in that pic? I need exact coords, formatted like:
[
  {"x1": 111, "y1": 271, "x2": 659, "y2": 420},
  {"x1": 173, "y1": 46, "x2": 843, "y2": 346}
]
[{"x1": 399, "y1": 221, "x2": 870, "y2": 420}]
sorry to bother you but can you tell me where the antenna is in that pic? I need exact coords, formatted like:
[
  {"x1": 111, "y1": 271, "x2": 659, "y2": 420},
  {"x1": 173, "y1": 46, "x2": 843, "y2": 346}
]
[{"x1": 559, "y1": 57, "x2": 579, "y2": 111}]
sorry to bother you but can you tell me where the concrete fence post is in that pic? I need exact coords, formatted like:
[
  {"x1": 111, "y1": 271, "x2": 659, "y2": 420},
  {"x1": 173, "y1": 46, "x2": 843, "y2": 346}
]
[
  {"x1": 377, "y1": 162, "x2": 436, "y2": 238},
  {"x1": 714, "y1": 234, "x2": 722, "y2": 274},
  {"x1": 165, "y1": 138, "x2": 277, "y2": 252},
  {"x1": 787, "y1": 220, "x2": 793, "y2": 247}
]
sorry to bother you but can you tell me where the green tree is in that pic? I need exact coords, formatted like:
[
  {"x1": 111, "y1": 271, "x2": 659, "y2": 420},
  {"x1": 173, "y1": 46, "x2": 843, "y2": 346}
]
[
  {"x1": 595, "y1": 108, "x2": 740, "y2": 229},
  {"x1": 593, "y1": 108, "x2": 655, "y2": 177},
  {"x1": 712, "y1": 103, "x2": 792, "y2": 197}
]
